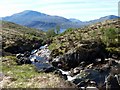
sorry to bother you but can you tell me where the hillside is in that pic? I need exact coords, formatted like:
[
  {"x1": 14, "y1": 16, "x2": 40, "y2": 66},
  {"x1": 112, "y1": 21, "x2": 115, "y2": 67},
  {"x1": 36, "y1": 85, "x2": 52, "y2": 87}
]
[
  {"x1": 1, "y1": 21, "x2": 77, "y2": 88},
  {"x1": 49, "y1": 19, "x2": 120, "y2": 69},
  {"x1": 1, "y1": 19, "x2": 120, "y2": 89},
  {"x1": 2, "y1": 10, "x2": 119, "y2": 31},
  {"x1": 1, "y1": 21, "x2": 46, "y2": 54}
]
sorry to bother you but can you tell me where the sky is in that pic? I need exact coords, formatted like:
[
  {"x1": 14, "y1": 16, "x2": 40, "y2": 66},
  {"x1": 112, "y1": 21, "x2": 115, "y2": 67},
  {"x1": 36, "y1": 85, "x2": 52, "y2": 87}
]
[{"x1": 0, "y1": 0, "x2": 120, "y2": 21}]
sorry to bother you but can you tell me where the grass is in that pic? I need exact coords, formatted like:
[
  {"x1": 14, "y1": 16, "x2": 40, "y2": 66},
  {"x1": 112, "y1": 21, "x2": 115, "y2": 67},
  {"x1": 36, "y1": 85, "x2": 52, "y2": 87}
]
[
  {"x1": 48, "y1": 19, "x2": 120, "y2": 57},
  {"x1": 1, "y1": 56, "x2": 76, "y2": 88},
  {"x1": 1, "y1": 21, "x2": 46, "y2": 54},
  {"x1": 48, "y1": 43, "x2": 58, "y2": 50}
]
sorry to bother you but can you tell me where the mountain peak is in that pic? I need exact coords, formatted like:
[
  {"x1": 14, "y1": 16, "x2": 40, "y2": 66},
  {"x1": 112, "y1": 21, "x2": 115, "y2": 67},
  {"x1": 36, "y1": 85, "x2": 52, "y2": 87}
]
[
  {"x1": 3, "y1": 10, "x2": 119, "y2": 31},
  {"x1": 108, "y1": 15, "x2": 120, "y2": 19},
  {"x1": 19, "y1": 10, "x2": 47, "y2": 16},
  {"x1": 100, "y1": 15, "x2": 119, "y2": 19},
  {"x1": 21, "y1": 10, "x2": 33, "y2": 13}
]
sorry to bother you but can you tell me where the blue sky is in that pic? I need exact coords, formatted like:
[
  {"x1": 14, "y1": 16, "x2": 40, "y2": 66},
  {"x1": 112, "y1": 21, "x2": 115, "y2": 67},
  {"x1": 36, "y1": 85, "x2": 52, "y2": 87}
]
[{"x1": 0, "y1": 0, "x2": 120, "y2": 21}]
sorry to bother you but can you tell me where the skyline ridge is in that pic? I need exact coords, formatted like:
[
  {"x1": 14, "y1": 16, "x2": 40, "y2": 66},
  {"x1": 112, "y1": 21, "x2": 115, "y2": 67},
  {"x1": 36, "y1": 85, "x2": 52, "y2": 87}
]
[{"x1": 2, "y1": 10, "x2": 120, "y2": 22}]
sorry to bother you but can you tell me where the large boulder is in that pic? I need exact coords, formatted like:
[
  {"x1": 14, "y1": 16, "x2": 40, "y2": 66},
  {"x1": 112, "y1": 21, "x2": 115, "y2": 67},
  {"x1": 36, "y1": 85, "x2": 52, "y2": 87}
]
[
  {"x1": 36, "y1": 66, "x2": 56, "y2": 73},
  {"x1": 16, "y1": 57, "x2": 32, "y2": 65},
  {"x1": 16, "y1": 53, "x2": 32, "y2": 65}
]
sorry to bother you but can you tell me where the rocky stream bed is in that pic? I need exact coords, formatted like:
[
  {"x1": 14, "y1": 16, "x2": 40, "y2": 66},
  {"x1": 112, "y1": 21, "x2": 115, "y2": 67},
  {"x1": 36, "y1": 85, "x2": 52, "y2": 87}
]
[{"x1": 16, "y1": 44, "x2": 120, "y2": 90}]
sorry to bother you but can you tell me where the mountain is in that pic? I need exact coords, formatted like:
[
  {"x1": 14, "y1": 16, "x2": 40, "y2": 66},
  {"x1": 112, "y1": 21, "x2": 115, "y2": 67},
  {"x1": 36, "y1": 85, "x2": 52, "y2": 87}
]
[
  {"x1": 85, "y1": 15, "x2": 120, "y2": 24},
  {"x1": 69, "y1": 18, "x2": 83, "y2": 23},
  {"x1": 3, "y1": 10, "x2": 80, "y2": 31},
  {"x1": 2, "y1": 10, "x2": 120, "y2": 31}
]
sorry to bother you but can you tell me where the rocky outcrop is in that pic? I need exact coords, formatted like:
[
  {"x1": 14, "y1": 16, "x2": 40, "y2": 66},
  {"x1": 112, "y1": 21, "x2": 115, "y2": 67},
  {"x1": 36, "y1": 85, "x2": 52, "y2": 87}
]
[
  {"x1": 48, "y1": 19, "x2": 120, "y2": 72},
  {"x1": 51, "y1": 40, "x2": 108, "y2": 70},
  {"x1": 4, "y1": 38, "x2": 43, "y2": 54},
  {"x1": 14, "y1": 44, "x2": 120, "y2": 89}
]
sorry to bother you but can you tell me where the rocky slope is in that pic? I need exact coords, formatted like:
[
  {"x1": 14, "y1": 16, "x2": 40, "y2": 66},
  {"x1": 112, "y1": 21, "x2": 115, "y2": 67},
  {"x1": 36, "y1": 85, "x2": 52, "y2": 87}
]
[
  {"x1": 1, "y1": 19, "x2": 120, "y2": 89},
  {"x1": 46, "y1": 19, "x2": 120, "y2": 89},
  {"x1": 1, "y1": 21, "x2": 46, "y2": 55},
  {"x1": 1, "y1": 21, "x2": 78, "y2": 88},
  {"x1": 49, "y1": 19, "x2": 120, "y2": 69}
]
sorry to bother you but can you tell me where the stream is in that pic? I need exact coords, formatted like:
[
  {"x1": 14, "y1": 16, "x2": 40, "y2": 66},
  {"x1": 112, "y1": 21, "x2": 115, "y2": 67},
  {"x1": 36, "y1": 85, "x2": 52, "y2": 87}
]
[
  {"x1": 29, "y1": 45, "x2": 54, "y2": 72},
  {"x1": 16, "y1": 44, "x2": 120, "y2": 89},
  {"x1": 28, "y1": 45, "x2": 85, "y2": 82},
  {"x1": 28, "y1": 45, "x2": 106, "y2": 84}
]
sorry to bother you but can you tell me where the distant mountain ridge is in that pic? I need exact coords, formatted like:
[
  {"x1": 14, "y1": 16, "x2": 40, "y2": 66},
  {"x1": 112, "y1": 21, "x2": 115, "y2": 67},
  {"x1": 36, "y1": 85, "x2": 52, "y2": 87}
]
[
  {"x1": 2, "y1": 10, "x2": 120, "y2": 31},
  {"x1": 85, "y1": 15, "x2": 120, "y2": 24},
  {"x1": 69, "y1": 18, "x2": 83, "y2": 23}
]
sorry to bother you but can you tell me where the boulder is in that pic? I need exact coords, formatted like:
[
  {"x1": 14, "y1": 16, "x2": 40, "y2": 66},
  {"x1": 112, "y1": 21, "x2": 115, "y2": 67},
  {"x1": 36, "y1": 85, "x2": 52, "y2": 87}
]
[
  {"x1": 77, "y1": 81, "x2": 86, "y2": 87},
  {"x1": 16, "y1": 57, "x2": 32, "y2": 65},
  {"x1": 105, "y1": 74, "x2": 120, "y2": 90},
  {"x1": 43, "y1": 66, "x2": 56, "y2": 73},
  {"x1": 16, "y1": 53, "x2": 32, "y2": 65},
  {"x1": 16, "y1": 53, "x2": 24, "y2": 59},
  {"x1": 24, "y1": 51, "x2": 31, "y2": 57}
]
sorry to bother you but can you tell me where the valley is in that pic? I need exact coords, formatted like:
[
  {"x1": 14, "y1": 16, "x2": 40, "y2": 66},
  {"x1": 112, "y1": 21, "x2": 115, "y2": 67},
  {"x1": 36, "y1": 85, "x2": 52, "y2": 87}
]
[{"x1": 1, "y1": 11, "x2": 120, "y2": 89}]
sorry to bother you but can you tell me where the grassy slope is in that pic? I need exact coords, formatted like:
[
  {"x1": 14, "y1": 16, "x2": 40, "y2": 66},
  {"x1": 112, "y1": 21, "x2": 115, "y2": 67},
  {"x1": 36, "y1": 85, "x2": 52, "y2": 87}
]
[
  {"x1": 1, "y1": 19, "x2": 120, "y2": 88},
  {"x1": 1, "y1": 21, "x2": 46, "y2": 54},
  {"x1": 1, "y1": 20, "x2": 45, "y2": 40},
  {"x1": 1, "y1": 21, "x2": 76, "y2": 88},
  {"x1": 1, "y1": 56, "x2": 76, "y2": 88},
  {"x1": 49, "y1": 19, "x2": 120, "y2": 57}
]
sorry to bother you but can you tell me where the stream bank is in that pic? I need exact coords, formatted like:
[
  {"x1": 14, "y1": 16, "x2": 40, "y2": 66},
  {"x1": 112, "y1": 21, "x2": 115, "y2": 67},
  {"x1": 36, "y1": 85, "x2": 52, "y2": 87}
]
[{"x1": 16, "y1": 44, "x2": 120, "y2": 90}]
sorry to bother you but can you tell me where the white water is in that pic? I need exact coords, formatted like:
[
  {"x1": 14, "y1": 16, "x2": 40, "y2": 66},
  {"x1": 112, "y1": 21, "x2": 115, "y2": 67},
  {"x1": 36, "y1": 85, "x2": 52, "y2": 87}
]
[
  {"x1": 29, "y1": 44, "x2": 80, "y2": 81},
  {"x1": 58, "y1": 69, "x2": 82, "y2": 81},
  {"x1": 58, "y1": 69, "x2": 69, "y2": 75},
  {"x1": 29, "y1": 44, "x2": 52, "y2": 70}
]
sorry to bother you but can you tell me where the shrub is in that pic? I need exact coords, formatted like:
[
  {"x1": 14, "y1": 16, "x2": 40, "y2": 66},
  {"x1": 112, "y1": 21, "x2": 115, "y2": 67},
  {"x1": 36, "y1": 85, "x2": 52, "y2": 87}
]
[
  {"x1": 46, "y1": 29, "x2": 56, "y2": 38},
  {"x1": 101, "y1": 28, "x2": 118, "y2": 46}
]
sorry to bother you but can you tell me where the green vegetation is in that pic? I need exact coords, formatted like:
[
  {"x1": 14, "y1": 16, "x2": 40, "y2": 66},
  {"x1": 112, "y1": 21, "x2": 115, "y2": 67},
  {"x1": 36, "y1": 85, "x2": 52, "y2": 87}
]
[
  {"x1": 46, "y1": 29, "x2": 56, "y2": 38},
  {"x1": 2, "y1": 56, "x2": 74, "y2": 88},
  {"x1": 1, "y1": 21, "x2": 46, "y2": 54},
  {"x1": 49, "y1": 19, "x2": 120, "y2": 58},
  {"x1": 2, "y1": 21, "x2": 45, "y2": 39},
  {"x1": 1, "y1": 19, "x2": 120, "y2": 88},
  {"x1": 55, "y1": 25, "x2": 60, "y2": 34},
  {"x1": 48, "y1": 43, "x2": 58, "y2": 50},
  {"x1": 46, "y1": 26, "x2": 61, "y2": 38},
  {"x1": 60, "y1": 28, "x2": 74, "y2": 36},
  {"x1": 101, "y1": 27, "x2": 119, "y2": 46},
  {"x1": 100, "y1": 27, "x2": 120, "y2": 56}
]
